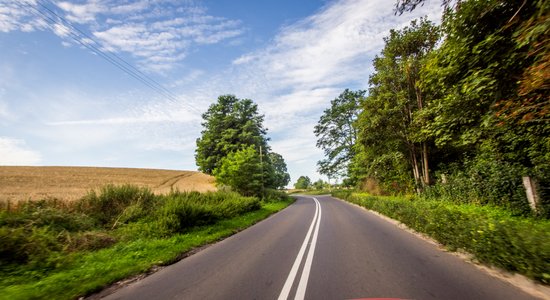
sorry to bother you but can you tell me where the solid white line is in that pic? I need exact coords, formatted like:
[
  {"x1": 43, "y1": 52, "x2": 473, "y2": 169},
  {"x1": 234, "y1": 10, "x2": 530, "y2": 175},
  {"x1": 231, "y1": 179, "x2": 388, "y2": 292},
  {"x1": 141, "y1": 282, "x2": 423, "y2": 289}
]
[
  {"x1": 277, "y1": 198, "x2": 320, "y2": 300},
  {"x1": 294, "y1": 197, "x2": 321, "y2": 300}
]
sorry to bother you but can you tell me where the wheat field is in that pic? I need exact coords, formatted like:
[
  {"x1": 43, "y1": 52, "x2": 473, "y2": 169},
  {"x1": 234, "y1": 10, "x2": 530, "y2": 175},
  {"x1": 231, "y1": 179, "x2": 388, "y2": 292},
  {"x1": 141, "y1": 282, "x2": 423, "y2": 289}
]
[{"x1": 0, "y1": 166, "x2": 216, "y2": 202}]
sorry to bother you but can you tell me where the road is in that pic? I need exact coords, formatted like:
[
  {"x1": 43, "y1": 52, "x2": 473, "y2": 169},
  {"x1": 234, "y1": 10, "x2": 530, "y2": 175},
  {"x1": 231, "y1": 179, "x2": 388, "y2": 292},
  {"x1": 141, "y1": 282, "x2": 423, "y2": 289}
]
[{"x1": 101, "y1": 195, "x2": 538, "y2": 300}]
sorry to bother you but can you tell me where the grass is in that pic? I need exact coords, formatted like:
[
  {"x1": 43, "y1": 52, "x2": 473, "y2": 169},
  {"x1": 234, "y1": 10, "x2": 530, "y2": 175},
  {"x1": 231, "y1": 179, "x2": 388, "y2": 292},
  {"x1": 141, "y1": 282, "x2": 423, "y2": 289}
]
[
  {"x1": 334, "y1": 191, "x2": 550, "y2": 284},
  {"x1": 0, "y1": 185, "x2": 293, "y2": 300}
]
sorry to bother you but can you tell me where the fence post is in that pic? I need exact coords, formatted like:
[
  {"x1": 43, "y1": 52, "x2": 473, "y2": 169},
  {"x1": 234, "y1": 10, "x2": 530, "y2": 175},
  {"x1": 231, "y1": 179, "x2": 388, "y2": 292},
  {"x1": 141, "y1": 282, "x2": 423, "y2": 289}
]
[{"x1": 522, "y1": 176, "x2": 539, "y2": 213}]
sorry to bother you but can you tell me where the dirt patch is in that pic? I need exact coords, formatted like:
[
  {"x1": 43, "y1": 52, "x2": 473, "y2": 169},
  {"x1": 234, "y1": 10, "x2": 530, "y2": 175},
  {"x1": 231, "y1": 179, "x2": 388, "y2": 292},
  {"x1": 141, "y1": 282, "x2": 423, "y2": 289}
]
[{"x1": 0, "y1": 166, "x2": 217, "y2": 202}]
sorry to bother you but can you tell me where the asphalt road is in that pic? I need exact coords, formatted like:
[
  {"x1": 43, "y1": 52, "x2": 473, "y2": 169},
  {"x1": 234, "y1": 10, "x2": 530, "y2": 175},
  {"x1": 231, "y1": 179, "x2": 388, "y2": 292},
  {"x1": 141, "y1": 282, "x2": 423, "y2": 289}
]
[{"x1": 101, "y1": 195, "x2": 538, "y2": 300}]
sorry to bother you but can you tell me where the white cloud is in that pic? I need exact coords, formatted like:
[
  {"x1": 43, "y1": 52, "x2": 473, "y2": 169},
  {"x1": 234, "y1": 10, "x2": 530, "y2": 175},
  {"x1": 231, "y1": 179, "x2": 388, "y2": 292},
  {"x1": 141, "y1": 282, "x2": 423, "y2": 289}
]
[
  {"x1": 57, "y1": 0, "x2": 106, "y2": 24},
  {"x1": 0, "y1": 137, "x2": 41, "y2": 165},
  {"x1": 0, "y1": 0, "x2": 45, "y2": 33},
  {"x1": 1, "y1": 0, "x2": 244, "y2": 73},
  {"x1": 86, "y1": 2, "x2": 244, "y2": 72}
]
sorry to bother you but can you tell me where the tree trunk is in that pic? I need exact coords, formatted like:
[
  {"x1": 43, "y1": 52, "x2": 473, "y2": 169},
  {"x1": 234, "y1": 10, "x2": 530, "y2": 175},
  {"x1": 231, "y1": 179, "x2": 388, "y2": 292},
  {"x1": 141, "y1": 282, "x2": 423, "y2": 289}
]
[
  {"x1": 422, "y1": 142, "x2": 430, "y2": 185},
  {"x1": 409, "y1": 143, "x2": 422, "y2": 194}
]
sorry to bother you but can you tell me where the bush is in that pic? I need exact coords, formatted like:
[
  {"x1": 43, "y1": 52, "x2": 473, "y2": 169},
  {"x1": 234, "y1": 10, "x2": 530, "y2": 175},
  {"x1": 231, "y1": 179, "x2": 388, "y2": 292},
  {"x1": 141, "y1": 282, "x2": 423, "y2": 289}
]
[
  {"x1": 156, "y1": 191, "x2": 260, "y2": 235},
  {"x1": 261, "y1": 189, "x2": 291, "y2": 202},
  {"x1": 336, "y1": 192, "x2": 550, "y2": 283},
  {"x1": 77, "y1": 184, "x2": 157, "y2": 226},
  {"x1": 423, "y1": 158, "x2": 539, "y2": 216}
]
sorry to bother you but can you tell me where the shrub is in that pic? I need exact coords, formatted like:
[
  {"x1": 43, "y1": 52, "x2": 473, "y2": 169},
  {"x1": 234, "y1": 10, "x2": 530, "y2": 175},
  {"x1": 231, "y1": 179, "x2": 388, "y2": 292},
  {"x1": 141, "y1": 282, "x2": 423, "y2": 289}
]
[
  {"x1": 77, "y1": 184, "x2": 156, "y2": 226},
  {"x1": 156, "y1": 191, "x2": 260, "y2": 235},
  {"x1": 261, "y1": 189, "x2": 291, "y2": 202},
  {"x1": 336, "y1": 192, "x2": 550, "y2": 283},
  {"x1": 423, "y1": 158, "x2": 539, "y2": 216}
]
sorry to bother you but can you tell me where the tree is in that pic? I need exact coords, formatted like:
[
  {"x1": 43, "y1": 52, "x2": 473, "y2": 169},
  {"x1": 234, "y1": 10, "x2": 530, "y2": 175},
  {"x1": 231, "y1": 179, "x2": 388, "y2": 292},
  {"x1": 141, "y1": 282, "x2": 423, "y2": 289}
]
[
  {"x1": 294, "y1": 176, "x2": 311, "y2": 190},
  {"x1": 266, "y1": 152, "x2": 291, "y2": 189},
  {"x1": 196, "y1": 94, "x2": 291, "y2": 197},
  {"x1": 396, "y1": 0, "x2": 549, "y2": 213},
  {"x1": 314, "y1": 89, "x2": 364, "y2": 180},
  {"x1": 213, "y1": 146, "x2": 263, "y2": 196},
  {"x1": 419, "y1": 0, "x2": 549, "y2": 170},
  {"x1": 195, "y1": 95, "x2": 269, "y2": 175},
  {"x1": 313, "y1": 179, "x2": 327, "y2": 190},
  {"x1": 356, "y1": 18, "x2": 439, "y2": 192}
]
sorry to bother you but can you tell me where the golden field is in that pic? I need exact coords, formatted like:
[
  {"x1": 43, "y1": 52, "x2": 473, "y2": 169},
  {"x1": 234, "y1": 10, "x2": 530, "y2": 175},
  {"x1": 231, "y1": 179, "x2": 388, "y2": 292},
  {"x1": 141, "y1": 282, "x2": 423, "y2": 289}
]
[{"x1": 0, "y1": 166, "x2": 216, "y2": 202}]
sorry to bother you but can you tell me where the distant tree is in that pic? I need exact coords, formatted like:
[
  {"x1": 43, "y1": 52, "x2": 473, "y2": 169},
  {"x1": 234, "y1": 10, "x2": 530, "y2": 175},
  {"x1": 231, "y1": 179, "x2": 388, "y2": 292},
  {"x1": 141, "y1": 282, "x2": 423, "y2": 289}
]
[
  {"x1": 195, "y1": 95, "x2": 269, "y2": 175},
  {"x1": 213, "y1": 146, "x2": 263, "y2": 197},
  {"x1": 294, "y1": 176, "x2": 311, "y2": 190},
  {"x1": 267, "y1": 152, "x2": 291, "y2": 189},
  {"x1": 314, "y1": 89, "x2": 365, "y2": 180},
  {"x1": 313, "y1": 179, "x2": 327, "y2": 190}
]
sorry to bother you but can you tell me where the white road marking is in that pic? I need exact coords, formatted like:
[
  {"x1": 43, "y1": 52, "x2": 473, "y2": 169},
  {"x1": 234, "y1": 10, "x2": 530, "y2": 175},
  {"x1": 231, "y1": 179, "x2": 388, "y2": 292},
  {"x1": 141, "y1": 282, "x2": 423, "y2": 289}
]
[
  {"x1": 278, "y1": 197, "x2": 322, "y2": 300},
  {"x1": 294, "y1": 198, "x2": 321, "y2": 300}
]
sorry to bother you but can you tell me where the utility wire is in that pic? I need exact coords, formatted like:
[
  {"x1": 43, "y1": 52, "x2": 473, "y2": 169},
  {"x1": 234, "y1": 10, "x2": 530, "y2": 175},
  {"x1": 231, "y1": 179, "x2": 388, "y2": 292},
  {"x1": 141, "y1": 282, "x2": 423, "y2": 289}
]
[
  {"x1": 36, "y1": 0, "x2": 195, "y2": 112},
  {"x1": 18, "y1": 0, "x2": 202, "y2": 115}
]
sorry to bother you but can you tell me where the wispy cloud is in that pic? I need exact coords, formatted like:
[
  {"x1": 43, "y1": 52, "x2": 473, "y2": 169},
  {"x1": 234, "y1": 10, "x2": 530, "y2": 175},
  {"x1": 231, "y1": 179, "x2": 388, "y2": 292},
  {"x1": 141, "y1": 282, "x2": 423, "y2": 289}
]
[
  {"x1": 2, "y1": 0, "x2": 244, "y2": 73},
  {"x1": 0, "y1": 137, "x2": 41, "y2": 165}
]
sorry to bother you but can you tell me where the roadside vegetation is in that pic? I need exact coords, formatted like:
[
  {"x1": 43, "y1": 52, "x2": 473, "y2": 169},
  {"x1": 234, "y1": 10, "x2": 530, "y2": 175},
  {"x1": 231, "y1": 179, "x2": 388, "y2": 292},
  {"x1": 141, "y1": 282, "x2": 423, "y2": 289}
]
[
  {"x1": 0, "y1": 184, "x2": 292, "y2": 299},
  {"x1": 333, "y1": 191, "x2": 550, "y2": 284}
]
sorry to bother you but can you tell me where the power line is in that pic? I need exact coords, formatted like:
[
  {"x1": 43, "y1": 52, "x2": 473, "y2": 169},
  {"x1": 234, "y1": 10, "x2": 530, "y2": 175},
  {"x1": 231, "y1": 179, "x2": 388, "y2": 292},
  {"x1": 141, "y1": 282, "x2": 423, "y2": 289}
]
[{"x1": 18, "y1": 0, "x2": 202, "y2": 115}]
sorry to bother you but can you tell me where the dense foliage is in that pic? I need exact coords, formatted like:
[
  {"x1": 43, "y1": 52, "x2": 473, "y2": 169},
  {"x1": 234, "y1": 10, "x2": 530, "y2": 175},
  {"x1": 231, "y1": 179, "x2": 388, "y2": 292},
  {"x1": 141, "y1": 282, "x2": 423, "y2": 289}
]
[
  {"x1": 0, "y1": 185, "x2": 292, "y2": 299},
  {"x1": 317, "y1": 0, "x2": 549, "y2": 216},
  {"x1": 196, "y1": 95, "x2": 290, "y2": 195},
  {"x1": 334, "y1": 192, "x2": 550, "y2": 284}
]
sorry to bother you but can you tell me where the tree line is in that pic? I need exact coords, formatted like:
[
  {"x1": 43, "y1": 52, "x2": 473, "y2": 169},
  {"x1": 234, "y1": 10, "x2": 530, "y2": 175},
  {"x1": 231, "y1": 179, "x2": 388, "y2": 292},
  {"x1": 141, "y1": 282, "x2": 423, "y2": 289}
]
[{"x1": 315, "y1": 0, "x2": 549, "y2": 216}]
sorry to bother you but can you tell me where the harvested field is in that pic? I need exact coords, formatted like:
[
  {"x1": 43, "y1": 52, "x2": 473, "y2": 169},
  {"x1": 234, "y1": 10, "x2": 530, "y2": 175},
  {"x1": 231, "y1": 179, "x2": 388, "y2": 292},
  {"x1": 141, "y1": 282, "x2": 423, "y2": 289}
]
[{"x1": 0, "y1": 166, "x2": 216, "y2": 202}]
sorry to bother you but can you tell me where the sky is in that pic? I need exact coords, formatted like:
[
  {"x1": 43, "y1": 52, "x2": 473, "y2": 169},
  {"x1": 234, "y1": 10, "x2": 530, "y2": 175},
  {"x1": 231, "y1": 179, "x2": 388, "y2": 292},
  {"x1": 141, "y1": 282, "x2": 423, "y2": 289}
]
[{"x1": 0, "y1": 0, "x2": 442, "y2": 186}]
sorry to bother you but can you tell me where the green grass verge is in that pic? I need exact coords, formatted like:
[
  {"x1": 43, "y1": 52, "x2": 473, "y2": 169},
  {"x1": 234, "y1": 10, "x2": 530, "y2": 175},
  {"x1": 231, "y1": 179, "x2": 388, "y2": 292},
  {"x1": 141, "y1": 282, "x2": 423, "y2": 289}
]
[
  {"x1": 0, "y1": 198, "x2": 292, "y2": 300},
  {"x1": 333, "y1": 191, "x2": 550, "y2": 284}
]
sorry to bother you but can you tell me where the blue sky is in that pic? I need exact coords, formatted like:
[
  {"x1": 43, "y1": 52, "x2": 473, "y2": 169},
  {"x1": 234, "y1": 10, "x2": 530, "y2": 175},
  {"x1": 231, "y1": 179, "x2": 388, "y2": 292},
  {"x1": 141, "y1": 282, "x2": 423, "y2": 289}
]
[{"x1": 0, "y1": 0, "x2": 441, "y2": 185}]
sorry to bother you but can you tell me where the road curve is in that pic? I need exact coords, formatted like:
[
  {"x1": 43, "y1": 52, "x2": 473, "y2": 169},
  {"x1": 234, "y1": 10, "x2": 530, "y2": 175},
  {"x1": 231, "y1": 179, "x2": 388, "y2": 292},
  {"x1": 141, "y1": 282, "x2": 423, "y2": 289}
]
[{"x1": 100, "y1": 195, "x2": 538, "y2": 300}]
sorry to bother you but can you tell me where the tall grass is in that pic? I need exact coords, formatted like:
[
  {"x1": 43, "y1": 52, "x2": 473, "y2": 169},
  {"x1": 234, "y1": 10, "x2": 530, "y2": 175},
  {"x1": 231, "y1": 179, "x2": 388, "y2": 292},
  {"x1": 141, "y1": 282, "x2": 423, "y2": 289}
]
[{"x1": 0, "y1": 185, "x2": 263, "y2": 273}]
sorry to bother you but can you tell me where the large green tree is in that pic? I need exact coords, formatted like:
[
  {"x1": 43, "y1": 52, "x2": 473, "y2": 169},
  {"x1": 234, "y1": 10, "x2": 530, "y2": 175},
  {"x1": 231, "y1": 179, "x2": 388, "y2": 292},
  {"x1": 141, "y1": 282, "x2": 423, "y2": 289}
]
[
  {"x1": 294, "y1": 176, "x2": 311, "y2": 190},
  {"x1": 195, "y1": 95, "x2": 269, "y2": 175},
  {"x1": 196, "y1": 95, "x2": 291, "y2": 196},
  {"x1": 314, "y1": 89, "x2": 364, "y2": 180},
  {"x1": 419, "y1": 0, "x2": 549, "y2": 173},
  {"x1": 213, "y1": 146, "x2": 263, "y2": 196},
  {"x1": 356, "y1": 18, "x2": 439, "y2": 192},
  {"x1": 395, "y1": 0, "x2": 549, "y2": 213}
]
